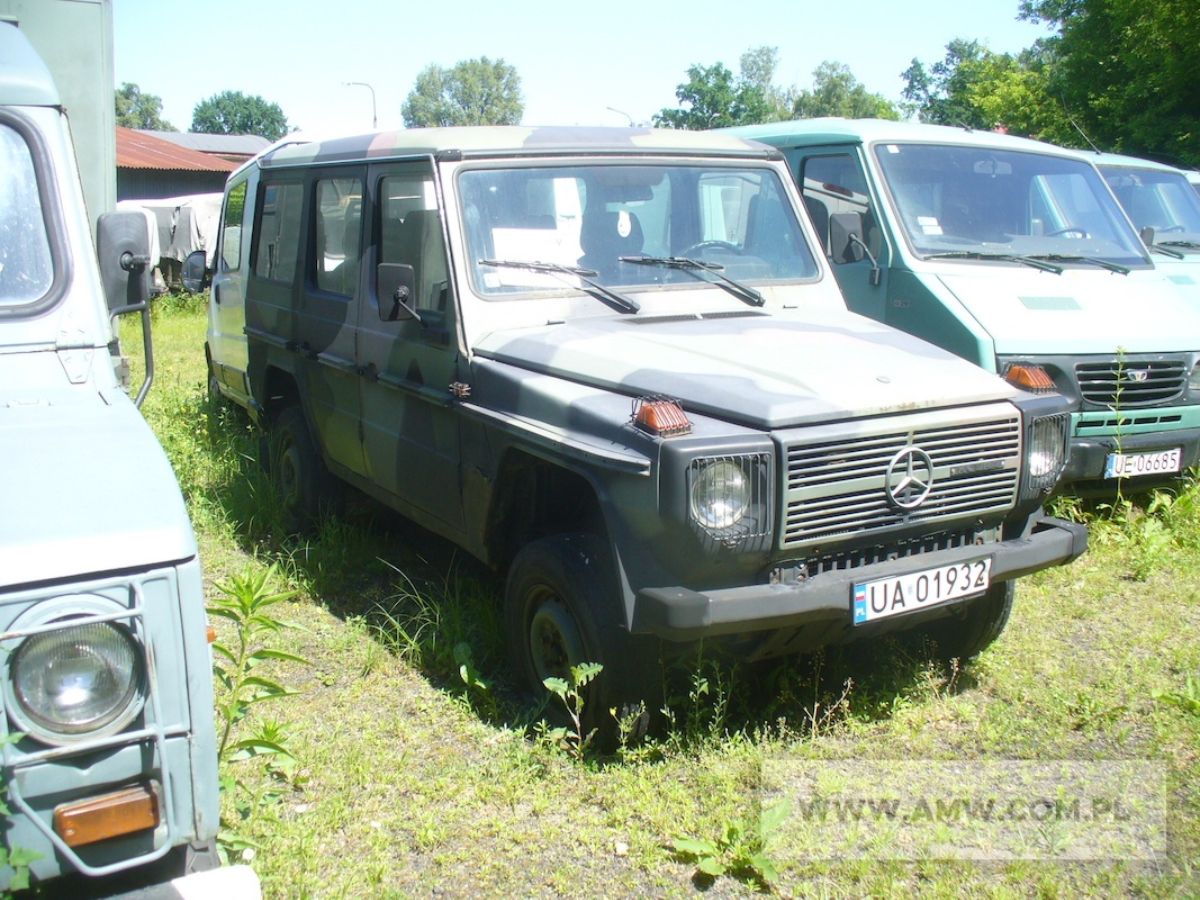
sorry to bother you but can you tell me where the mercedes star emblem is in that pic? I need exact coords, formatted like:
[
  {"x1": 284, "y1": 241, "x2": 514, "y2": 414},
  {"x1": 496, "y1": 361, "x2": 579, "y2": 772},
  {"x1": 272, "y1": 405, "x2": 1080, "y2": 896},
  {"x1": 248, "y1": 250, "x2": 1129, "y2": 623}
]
[{"x1": 885, "y1": 446, "x2": 935, "y2": 510}]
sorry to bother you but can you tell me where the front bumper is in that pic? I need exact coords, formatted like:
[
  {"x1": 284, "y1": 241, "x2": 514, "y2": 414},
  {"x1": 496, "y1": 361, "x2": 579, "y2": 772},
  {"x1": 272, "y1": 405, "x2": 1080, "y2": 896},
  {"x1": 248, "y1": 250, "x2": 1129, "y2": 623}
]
[
  {"x1": 1062, "y1": 425, "x2": 1200, "y2": 486},
  {"x1": 632, "y1": 515, "x2": 1086, "y2": 641}
]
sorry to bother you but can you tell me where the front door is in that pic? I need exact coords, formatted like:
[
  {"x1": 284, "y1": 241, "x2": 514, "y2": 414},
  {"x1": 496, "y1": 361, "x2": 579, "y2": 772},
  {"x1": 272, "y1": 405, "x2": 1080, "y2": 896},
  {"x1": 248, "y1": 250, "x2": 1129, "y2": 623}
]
[{"x1": 356, "y1": 160, "x2": 463, "y2": 531}]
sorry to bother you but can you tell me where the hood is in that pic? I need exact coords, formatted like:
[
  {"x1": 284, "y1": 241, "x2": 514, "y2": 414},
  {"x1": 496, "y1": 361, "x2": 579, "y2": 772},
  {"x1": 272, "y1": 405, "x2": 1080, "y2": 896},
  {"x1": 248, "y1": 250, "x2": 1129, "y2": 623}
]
[
  {"x1": 938, "y1": 268, "x2": 1200, "y2": 355},
  {"x1": 474, "y1": 308, "x2": 1017, "y2": 430},
  {"x1": 0, "y1": 389, "x2": 196, "y2": 590}
]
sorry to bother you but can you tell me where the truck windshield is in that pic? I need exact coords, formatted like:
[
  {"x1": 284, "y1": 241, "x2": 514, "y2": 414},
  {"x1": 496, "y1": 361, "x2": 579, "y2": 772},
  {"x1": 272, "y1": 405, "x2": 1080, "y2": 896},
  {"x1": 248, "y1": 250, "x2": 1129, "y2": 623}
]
[
  {"x1": 873, "y1": 143, "x2": 1148, "y2": 268},
  {"x1": 0, "y1": 122, "x2": 53, "y2": 307},
  {"x1": 459, "y1": 162, "x2": 817, "y2": 297},
  {"x1": 1100, "y1": 164, "x2": 1200, "y2": 251}
]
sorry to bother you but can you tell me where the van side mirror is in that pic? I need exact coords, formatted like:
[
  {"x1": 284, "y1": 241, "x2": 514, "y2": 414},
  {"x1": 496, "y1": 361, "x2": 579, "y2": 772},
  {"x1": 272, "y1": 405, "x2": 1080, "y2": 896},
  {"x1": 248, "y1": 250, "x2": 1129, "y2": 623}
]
[
  {"x1": 97, "y1": 210, "x2": 153, "y2": 314},
  {"x1": 183, "y1": 249, "x2": 210, "y2": 292},
  {"x1": 377, "y1": 263, "x2": 421, "y2": 322},
  {"x1": 829, "y1": 212, "x2": 865, "y2": 265}
]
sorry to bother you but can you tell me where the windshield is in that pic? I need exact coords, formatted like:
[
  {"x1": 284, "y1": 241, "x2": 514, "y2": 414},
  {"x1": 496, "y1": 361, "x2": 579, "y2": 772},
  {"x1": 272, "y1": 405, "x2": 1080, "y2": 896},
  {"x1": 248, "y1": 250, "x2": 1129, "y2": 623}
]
[
  {"x1": 1100, "y1": 164, "x2": 1200, "y2": 248},
  {"x1": 458, "y1": 162, "x2": 817, "y2": 297},
  {"x1": 873, "y1": 143, "x2": 1148, "y2": 267},
  {"x1": 0, "y1": 122, "x2": 54, "y2": 308}
]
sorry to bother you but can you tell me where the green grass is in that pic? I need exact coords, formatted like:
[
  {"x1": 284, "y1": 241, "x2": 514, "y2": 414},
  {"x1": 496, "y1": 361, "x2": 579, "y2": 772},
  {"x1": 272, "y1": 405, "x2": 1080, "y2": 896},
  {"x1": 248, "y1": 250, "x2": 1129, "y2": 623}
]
[{"x1": 127, "y1": 300, "x2": 1200, "y2": 896}]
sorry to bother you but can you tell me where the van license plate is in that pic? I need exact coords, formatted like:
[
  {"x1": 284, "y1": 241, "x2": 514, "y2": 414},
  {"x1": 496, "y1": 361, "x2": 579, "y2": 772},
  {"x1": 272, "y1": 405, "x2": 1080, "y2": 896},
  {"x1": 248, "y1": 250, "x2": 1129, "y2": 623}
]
[
  {"x1": 1104, "y1": 448, "x2": 1181, "y2": 479},
  {"x1": 853, "y1": 558, "x2": 992, "y2": 625}
]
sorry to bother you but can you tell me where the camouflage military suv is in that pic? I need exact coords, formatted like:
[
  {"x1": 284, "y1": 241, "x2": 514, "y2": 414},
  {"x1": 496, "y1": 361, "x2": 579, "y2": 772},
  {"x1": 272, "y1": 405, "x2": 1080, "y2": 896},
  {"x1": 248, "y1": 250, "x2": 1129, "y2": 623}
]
[{"x1": 197, "y1": 126, "x2": 1086, "y2": 723}]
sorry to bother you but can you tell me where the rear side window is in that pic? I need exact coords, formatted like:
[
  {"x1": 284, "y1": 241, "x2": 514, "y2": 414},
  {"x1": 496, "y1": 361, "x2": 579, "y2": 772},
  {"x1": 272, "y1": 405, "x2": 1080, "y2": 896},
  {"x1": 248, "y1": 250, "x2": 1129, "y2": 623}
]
[
  {"x1": 219, "y1": 180, "x2": 247, "y2": 272},
  {"x1": 253, "y1": 181, "x2": 303, "y2": 282},
  {"x1": 0, "y1": 123, "x2": 53, "y2": 306},
  {"x1": 315, "y1": 177, "x2": 362, "y2": 296}
]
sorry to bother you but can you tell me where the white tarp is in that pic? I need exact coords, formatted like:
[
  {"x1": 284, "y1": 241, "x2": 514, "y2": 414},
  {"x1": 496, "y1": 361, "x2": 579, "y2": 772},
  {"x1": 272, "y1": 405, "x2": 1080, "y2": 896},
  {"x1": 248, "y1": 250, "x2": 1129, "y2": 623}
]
[{"x1": 117, "y1": 192, "x2": 223, "y2": 266}]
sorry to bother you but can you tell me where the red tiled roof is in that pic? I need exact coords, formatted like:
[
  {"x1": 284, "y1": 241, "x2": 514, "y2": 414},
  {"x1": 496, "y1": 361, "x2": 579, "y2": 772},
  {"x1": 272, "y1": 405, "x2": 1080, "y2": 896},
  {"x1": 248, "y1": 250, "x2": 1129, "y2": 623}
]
[{"x1": 116, "y1": 127, "x2": 238, "y2": 172}]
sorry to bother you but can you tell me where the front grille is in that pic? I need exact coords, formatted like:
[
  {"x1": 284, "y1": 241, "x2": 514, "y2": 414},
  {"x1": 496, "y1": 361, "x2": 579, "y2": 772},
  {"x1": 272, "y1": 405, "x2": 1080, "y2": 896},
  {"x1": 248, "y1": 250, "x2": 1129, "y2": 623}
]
[
  {"x1": 1075, "y1": 358, "x2": 1187, "y2": 408},
  {"x1": 780, "y1": 404, "x2": 1020, "y2": 550},
  {"x1": 769, "y1": 528, "x2": 991, "y2": 583}
]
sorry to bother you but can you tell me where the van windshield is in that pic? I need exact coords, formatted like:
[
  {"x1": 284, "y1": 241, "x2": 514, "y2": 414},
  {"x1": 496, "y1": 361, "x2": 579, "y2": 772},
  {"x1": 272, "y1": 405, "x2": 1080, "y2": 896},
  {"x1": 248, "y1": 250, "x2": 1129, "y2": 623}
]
[
  {"x1": 0, "y1": 123, "x2": 54, "y2": 307},
  {"x1": 1100, "y1": 164, "x2": 1200, "y2": 251},
  {"x1": 873, "y1": 143, "x2": 1148, "y2": 267},
  {"x1": 458, "y1": 162, "x2": 817, "y2": 297}
]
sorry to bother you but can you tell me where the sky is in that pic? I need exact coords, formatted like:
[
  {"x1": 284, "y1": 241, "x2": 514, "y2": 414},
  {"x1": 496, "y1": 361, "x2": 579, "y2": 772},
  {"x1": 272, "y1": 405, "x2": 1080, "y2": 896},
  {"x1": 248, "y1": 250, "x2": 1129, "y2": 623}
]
[{"x1": 113, "y1": 0, "x2": 1054, "y2": 138}]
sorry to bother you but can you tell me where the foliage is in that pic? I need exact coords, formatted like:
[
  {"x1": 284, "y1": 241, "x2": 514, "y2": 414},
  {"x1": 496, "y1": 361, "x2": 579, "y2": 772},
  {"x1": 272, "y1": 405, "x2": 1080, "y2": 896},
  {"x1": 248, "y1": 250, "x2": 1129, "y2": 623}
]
[
  {"x1": 0, "y1": 734, "x2": 40, "y2": 893},
  {"x1": 1021, "y1": 0, "x2": 1200, "y2": 166},
  {"x1": 791, "y1": 61, "x2": 901, "y2": 120},
  {"x1": 208, "y1": 566, "x2": 308, "y2": 861},
  {"x1": 540, "y1": 662, "x2": 603, "y2": 761},
  {"x1": 191, "y1": 91, "x2": 289, "y2": 142},
  {"x1": 115, "y1": 82, "x2": 174, "y2": 131},
  {"x1": 1154, "y1": 675, "x2": 1200, "y2": 717},
  {"x1": 401, "y1": 58, "x2": 523, "y2": 128},
  {"x1": 672, "y1": 800, "x2": 789, "y2": 890},
  {"x1": 654, "y1": 47, "x2": 781, "y2": 130}
]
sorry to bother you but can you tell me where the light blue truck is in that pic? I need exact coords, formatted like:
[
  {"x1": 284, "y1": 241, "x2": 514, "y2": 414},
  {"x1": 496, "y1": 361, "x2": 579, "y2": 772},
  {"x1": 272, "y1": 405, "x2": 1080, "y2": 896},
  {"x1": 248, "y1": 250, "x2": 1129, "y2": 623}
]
[
  {"x1": 726, "y1": 119, "x2": 1200, "y2": 490},
  {"x1": 0, "y1": 10, "x2": 255, "y2": 896}
]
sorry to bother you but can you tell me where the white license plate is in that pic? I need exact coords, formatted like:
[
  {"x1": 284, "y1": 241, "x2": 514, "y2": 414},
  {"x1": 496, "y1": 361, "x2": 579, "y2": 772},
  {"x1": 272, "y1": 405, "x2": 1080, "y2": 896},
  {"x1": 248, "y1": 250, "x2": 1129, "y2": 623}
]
[
  {"x1": 853, "y1": 558, "x2": 992, "y2": 625},
  {"x1": 1104, "y1": 448, "x2": 1182, "y2": 479}
]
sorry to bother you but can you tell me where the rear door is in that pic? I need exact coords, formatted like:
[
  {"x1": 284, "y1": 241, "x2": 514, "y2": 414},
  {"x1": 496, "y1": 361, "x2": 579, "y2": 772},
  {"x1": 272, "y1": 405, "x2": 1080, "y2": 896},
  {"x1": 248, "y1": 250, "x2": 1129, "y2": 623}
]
[{"x1": 209, "y1": 174, "x2": 251, "y2": 400}]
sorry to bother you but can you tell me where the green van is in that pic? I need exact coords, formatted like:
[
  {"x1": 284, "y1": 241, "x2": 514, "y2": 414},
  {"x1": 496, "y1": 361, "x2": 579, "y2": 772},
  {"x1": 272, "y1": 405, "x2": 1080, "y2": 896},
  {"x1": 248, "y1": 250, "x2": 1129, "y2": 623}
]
[{"x1": 726, "y1": 119, "x2": 1200, "y2": 489}]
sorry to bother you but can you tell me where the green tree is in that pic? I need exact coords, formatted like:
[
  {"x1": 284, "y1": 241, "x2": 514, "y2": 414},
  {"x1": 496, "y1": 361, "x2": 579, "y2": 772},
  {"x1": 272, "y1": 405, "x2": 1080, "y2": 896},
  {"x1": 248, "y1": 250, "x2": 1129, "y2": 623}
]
[
  {"x1": 654, "y1": 47, "x2": 780, "y2": 130},
  {"x1": 115, "y1": 82, "x2": 174, "y2": 131},
  {"x1": 791, "y1": 61, "x2": 900, "y2": 120},
  {"x1": 401, "y1": 57, "x2": 523, "y2": 127},
  {"x1": 1021, "y1": 0, "x2": 1200, "y2": 166},
  {"x1": 191, "y1": 91, "x2": 289, "y2": 141},
  {"x1": 901, "y1": 39, "x2": 994, "y2": 128}
]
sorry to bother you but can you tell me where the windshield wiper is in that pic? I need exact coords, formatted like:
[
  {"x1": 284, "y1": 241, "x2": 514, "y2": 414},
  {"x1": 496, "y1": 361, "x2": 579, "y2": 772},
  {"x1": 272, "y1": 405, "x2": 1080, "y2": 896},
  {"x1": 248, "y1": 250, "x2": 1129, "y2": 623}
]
[
  {"x1": 478, "y1": 258, "x2": 640, "y2": 314},
  {"x1": 1160, "y1": 240, "x2": 1200, "y2": 250},
  {"x1": 618, "y1": 256, "x2": 764, "y2": 307},
  {"x1": 924, "y1": 250, "x2": 1064, "y2": 274},
  {"x1": 1149, "y1": 244, "x2": 1185, "y2": 260},
  {"x1": 1027, "y1": 254, "x2": 1131, "y2": 275}
]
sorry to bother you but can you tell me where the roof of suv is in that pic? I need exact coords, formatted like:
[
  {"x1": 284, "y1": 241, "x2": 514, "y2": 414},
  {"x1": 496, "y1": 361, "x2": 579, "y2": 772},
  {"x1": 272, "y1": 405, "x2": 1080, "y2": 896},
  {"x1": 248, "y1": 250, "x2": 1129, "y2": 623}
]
[
  {"x1": 724, "y1": 117, "x2": 1089, "y2": 158},
  {"x1": 260, "y1": 125, "x2": 782, "y2": 168}
]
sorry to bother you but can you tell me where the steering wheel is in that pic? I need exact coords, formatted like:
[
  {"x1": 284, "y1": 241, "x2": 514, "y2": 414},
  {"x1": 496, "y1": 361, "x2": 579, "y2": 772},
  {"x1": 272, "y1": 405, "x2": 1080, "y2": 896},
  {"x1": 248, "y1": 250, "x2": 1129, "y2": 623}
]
[
  {"x1": 1045, "y1": 226, "x2": 1090, "y2": 238},
  {"x1": 681, "y1": 240, "x2": 743, "y2": 256}
]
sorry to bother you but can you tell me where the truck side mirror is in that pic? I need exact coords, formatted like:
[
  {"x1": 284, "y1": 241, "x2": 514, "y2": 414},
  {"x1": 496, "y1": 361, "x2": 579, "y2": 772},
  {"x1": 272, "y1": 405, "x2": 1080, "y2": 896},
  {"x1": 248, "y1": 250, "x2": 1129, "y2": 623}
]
[
  {"x1": 182, "y1": 249, "x2": 209, "y2": 292},
  {"x1": 97, "y1": 210, "x2": 153, "y2": 314},
  {"x1": 377, "y1": 262, "x2": 420, "y2": 322}
]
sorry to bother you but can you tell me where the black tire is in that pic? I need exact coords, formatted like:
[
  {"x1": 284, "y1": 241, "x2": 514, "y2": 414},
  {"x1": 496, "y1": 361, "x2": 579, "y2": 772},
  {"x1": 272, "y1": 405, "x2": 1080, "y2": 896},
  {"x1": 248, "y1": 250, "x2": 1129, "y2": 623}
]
[
  {"x1": 919, "y1": 582, "x2": 1015, "y2": 662},
  {"x1": 269, "y1": 405, "x2": 341, "y2": 532},
  {"x1": 505, "y1": 533, "x2": 659, "y2": 744}
]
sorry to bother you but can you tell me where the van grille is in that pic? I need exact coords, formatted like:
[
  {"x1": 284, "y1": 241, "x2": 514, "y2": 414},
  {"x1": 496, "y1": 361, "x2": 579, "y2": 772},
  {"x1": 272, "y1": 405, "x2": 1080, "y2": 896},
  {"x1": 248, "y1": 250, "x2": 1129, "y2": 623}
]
[
  {"x1": 780, "y1": 405, "x2": 1020, "y2": 550},
  {"x1": 1075, "y1": 358, "x2": 1187, "y2": 408}
]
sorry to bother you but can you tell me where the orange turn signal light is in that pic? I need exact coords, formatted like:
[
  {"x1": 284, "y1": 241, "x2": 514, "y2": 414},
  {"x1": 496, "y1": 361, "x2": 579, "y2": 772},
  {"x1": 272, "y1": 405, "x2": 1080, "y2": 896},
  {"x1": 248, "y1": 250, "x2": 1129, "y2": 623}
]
[
  {"x1": 632, "y1": 397, "x2": 692, "y2": 437},
  {"x1": 206, "y1": 622, "x2": 217, "y2": 644},
  {"x1": 1003, "y1": 363, "x2": 1056, "y2": 393},
  {"x1": 54, "y1": 783, "x2": 160, "y2": 848}
]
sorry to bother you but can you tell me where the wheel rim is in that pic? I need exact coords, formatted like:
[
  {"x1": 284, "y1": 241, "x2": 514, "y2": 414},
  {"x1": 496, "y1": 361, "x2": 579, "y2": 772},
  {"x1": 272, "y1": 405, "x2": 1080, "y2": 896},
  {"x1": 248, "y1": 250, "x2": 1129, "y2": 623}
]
[{"x1": 527, "y1": 591, "x2": 585, "y2": 684}]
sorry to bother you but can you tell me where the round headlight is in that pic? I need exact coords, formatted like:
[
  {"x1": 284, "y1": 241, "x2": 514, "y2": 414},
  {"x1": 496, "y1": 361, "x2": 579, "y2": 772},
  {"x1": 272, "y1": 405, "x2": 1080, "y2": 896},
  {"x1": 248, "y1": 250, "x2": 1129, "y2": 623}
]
[
  {"x1": 690, "y1": 460, "x2": 750, "y2": 530},
  {"x1": 11, "y1": 618, "x2": 142, "y2": 741}
]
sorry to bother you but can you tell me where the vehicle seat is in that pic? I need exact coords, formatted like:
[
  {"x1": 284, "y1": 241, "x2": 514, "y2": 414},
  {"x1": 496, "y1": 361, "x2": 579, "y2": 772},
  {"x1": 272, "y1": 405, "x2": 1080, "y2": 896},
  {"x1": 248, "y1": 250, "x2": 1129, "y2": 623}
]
[{"x1": 578, "y1": 209, "x2": 643, "y2": 280}]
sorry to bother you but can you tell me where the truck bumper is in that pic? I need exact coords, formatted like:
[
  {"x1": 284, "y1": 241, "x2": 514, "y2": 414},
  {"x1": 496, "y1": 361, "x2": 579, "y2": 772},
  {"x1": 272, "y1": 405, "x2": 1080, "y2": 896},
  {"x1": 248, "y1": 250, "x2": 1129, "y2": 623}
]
[{"x1": 632, "y1": 516, "x2": 1087, "y2": 641}]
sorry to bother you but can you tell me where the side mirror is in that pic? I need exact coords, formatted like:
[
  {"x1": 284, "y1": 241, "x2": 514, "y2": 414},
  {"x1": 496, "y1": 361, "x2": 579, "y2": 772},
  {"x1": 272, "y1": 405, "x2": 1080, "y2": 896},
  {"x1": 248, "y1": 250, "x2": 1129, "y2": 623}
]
[
  {"x1": 97, "y1": 210, "x2": 153, "y2": 314},
  {"x1": 377, "y1": 262, "x2": 420, "y2": 322},
  {"x1": 829, "y1": 212, "x2": 865, "y2": 265},
  {"x1": 1139, "y1": 226, "x2": 1156, "y2": 246},
  {"x1": 183, "y1": 249, "x2": 209, "y2": 292}
]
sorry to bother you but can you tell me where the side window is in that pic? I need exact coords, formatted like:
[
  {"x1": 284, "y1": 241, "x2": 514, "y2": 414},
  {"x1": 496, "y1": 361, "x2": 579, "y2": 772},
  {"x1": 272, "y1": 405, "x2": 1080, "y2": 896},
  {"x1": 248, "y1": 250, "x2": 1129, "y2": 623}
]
[
  {"x1": 314, "y1": 177, "x2": 363, "y2": 296},
  {"x1": 378, "y1": 172, "x2": 450, "y2": 314},
  {"x1": 219, "y1": 180, "x2": 246, "y2": 272},
  {"x1": 800, "y1": 153, "x2": 879, "y2": 260},
  {"x1": 0, "y1": 123, "x2": 53, "y2": 306},
  {"x1": 252, "y1": 181, "x2": 303, "y2": 282}
]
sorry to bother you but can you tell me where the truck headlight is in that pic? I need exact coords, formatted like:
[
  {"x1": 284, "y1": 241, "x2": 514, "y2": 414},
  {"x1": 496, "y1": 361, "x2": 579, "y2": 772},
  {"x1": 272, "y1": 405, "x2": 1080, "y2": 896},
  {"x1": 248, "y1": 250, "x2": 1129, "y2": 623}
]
[
  {"x1": 8, "y1": 616, "x2": 144, "y2": 744},
  {"x1": 687, "y1": 453, "x2": 773, "y2": 550},
  {"x1": 1023, "y1": 414, "x2": 1068, "y2": 498}
]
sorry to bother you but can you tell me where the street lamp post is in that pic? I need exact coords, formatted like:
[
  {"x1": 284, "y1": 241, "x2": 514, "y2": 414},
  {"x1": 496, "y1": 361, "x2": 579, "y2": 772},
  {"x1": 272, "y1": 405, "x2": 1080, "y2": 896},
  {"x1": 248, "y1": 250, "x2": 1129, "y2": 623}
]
[{"x1": 344, "y1": 81, "x2": 377, "y2": 130}]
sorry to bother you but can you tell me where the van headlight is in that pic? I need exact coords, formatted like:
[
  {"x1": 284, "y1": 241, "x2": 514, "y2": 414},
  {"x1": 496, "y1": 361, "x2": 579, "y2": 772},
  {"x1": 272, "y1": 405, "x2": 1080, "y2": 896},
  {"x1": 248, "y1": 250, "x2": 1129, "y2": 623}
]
[
  {"x1": 5, "y1": 600, "x2": 145, "y2": 745},
  {"x1": 687, "y1": 453, "x2": 773, "y2": 550},
  {"x1": 1022, "y1": 413, "x2": 1069, "y2": 498}
]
